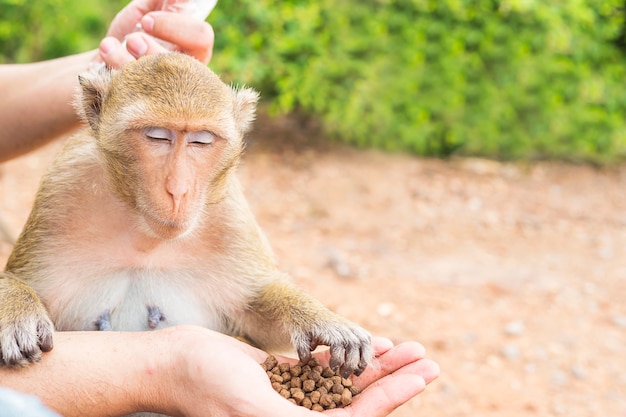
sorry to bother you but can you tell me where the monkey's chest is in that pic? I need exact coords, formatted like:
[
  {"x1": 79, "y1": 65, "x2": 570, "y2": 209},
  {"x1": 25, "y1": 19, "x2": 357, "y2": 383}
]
[{"x1": 39, "y1": 268, "x2": 236, "y2": 332}]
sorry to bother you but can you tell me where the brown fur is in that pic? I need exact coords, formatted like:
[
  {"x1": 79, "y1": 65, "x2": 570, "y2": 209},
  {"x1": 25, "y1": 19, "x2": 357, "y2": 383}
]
[{"x1": 0, "y1": 54, "x2": 372, "y2": 380}]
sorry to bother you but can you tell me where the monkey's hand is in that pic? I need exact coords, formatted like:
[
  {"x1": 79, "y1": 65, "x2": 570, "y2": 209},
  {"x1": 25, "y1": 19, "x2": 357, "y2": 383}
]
[
  {"x1": 0, "y1": 275, "x2": 54, "y2": 367},
  {"x1": 250, "y1": 281, "x2": 374, "y2": 377},
  {"x1": 290, "y1": 314, "x2": 373, "y2": 378}
]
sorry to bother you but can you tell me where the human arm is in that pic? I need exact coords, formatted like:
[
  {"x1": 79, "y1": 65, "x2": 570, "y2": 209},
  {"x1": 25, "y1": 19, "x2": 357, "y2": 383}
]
[
  {"x1": 0, "y1": 325, "x2": 439, "y2": 417},
  {"x1": 0, "y1": 0, "x2": 214, "y2": 162}
]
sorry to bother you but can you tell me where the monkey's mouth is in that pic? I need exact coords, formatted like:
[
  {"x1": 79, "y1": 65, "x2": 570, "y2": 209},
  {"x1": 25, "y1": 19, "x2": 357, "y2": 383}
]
[{"x1": 142, "y1": 211, "x2": 193, "y2": 239}]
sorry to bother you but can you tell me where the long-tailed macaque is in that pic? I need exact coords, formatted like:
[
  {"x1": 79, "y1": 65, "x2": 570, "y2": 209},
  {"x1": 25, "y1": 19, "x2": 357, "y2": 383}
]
[{"x1": 0, "y1": 54, "x2": 372, "y2": 379}]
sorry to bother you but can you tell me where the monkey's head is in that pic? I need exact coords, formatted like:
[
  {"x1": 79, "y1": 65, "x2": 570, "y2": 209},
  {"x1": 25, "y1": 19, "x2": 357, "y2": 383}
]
[{"x1": 76, "y1": 53, "x2": 259, "y2": 240}]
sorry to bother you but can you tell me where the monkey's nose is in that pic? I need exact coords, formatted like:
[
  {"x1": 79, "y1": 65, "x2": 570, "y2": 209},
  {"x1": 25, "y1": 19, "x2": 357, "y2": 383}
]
[{"x1": 165, "y1": 177, "x2": 189, "y2": 215}]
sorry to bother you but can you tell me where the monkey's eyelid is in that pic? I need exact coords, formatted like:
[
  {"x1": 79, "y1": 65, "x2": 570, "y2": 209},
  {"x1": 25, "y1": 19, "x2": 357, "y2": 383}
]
[
  {"x1": 187, "y1": 131, "x2": 215, "y2": 145},
  {"x1": 144, "y1": 127, "x2": 172, "y2": 141}
]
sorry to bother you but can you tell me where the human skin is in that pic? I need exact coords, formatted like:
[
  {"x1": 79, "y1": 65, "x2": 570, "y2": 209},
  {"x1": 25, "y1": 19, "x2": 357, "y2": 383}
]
[
  {"x1": 0, "y1": 326, "x2": 439, "y2": 417},
  {"x1": 0, "y1": 0, "x2": 214, "y2": 162}
]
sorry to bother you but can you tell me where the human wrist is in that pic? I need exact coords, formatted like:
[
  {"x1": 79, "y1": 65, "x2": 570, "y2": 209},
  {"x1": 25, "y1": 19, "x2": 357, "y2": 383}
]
[{"x1": 133, "y1": 327, "x2": 186, "y2": 416}]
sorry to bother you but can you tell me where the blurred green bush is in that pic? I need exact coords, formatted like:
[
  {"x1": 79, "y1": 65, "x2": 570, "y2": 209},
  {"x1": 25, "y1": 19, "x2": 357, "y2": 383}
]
[{"x1": 2, "y1": 0, "x2": 626, "y2": 162}]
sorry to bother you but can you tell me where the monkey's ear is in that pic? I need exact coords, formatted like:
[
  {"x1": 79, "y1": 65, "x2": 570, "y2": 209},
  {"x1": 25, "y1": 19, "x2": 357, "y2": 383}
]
[
  {"x1": 233, "y1": 86, "x2": 260, "y2": 134},
  {"x1": 74, "y1": 65, "x2": 113, "y2": 132}
]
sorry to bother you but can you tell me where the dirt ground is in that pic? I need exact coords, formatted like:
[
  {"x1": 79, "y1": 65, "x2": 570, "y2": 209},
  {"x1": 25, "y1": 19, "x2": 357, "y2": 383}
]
[{"x1": 0, "y1": 113, "x2": 624, "y2": 417}]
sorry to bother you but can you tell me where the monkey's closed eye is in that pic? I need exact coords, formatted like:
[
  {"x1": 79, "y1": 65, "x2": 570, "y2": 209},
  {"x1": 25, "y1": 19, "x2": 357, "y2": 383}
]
[
  {"x1": 144, "y1": 127, "x2": 172, "y2": 141},
  {"x1": 187, "y1": 131, "x2": 215, "y2": 145}
]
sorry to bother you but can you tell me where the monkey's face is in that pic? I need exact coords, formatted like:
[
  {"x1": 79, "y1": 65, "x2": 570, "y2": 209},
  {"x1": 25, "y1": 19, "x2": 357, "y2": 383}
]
[
  {"x1": 123, "y1": 125, "x2": 237, "y2": 240},
  {"x1": 77, "y1": 53, "x2": 259, "y2": 240}
]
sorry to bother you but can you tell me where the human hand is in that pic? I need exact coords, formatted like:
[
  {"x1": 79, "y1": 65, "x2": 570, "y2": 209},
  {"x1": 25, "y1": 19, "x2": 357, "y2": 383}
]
[
  {"x1": 161, "y1": 326, "x2": 439, "y2": 417},
  {"x1": 97, "y1": 0, "x2": 214, "y2": 69}
]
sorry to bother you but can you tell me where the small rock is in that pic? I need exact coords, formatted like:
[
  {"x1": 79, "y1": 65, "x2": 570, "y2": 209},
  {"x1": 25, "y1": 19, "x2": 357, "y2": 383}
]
[
  {"x1": 611, "y1": 314, "x2": 626, "y2": 329},
  {"x1": 551, "y1": 370, "x2": 568, "y2": 387},
  {"x1": 326, "y1": 246, "x2": 353, "y2": 279},
  {"x1": 504, "y1": 320, "x2": 525, "y2": 336},
  {"x1": 376, "y1": 302, "x2": 395, "y2": 318},
  {"x1": 570, "y1": 365, "x2": 587, "y2": 380},
  {"x1": 500, "y1": 344, "x2": 520, "y2": 360}
]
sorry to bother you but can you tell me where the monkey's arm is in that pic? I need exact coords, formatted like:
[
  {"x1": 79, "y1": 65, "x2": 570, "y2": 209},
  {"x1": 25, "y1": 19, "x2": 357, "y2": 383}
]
[
  {"x1": 0, "y1": 272, "x2": 54, "y2": 367},
  {"x1": 244, "y1": 279, "x2": 373, "y2": 378}
]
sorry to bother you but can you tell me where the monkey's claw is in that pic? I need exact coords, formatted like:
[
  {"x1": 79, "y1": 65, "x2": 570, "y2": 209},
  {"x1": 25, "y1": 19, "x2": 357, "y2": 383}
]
[
  {"x1": 0, "y1": 300, "x2": 54, "y2": 367},
  {"x1": 292, "y1": 319, "x2": 373, "y2": 378}
]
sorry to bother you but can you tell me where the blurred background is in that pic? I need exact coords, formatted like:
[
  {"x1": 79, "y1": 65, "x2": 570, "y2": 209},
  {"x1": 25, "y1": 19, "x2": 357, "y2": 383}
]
[{"x1": 1, "y1": 1, "x2": 625, "y2": 416}]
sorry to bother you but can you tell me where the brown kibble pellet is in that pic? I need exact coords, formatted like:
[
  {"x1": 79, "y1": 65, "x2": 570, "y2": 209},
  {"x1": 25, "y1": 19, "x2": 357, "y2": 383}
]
[
  {"x1": 303, "y1": 379, "x2": 316, "y2": 392},
  {"x1": 290, "y1": 376, "x2": 302, "y2": 389},
  {"x1": 301, "y1": 397, "x2": 313, "y2": 409},
  {"x1": 341, "y1": 388, "x2": 353, "y2": 406},
  {"x1": 321, "y1": 379, "x2": 334, "y2": 391},
  {"x1": 331, "y1": 383, "x2": 344, "y2": 395},
  {"x1": 264, "y1": 355, "x2": 278, "y2": 369},
  {"x1": 291, "y1": 389, "x2": 305, "y2": 404},
  {"x1": 319, "y1": 393, "x2": 333, "y2": 407},
  {"x1": 264, "y1": 356, "x2": 361, "y2": 411},
  {"x1": 309, "y1": 390, "x2": 321, "y2": 404},
  {"x1": 270, "y1": 373, "x2": 283, "y2": 384}
]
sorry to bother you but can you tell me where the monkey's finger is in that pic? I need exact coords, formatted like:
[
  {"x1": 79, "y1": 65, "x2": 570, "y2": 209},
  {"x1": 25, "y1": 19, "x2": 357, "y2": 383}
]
[
  {"x1": 99, "y1": 37, "x2": 136, "y2": 69},
  {"x1": 340, "y1": 342, "x2": 361, "y2": 378},
  {"x1": 295, "y1": 336, "x2": 314, "y2": 364},
  {"x1": 141, "y1": 12, "x2": 214, "y2": 64},
  {"x1": 329, "y1": 343, "x2": 345, "y2": 372},
  {"x1": 37, "y1": 320, "x2": 54, "y2": 353}
]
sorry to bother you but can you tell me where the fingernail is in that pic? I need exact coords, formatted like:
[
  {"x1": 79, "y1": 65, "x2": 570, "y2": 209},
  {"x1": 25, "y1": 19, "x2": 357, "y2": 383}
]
[
  {"x1": 126, "y1": 36, "x2": 148, "y2": 57},
  {"x1": 141, "y1": 15, "x2": 155, "y2": 33},
  {"x1": 99, "y1": 37, "x2": 117, "y2": 55}
]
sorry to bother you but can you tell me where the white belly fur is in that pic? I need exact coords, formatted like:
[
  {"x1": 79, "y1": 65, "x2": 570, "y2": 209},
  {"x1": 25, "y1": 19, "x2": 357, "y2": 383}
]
[{"x1": 36, "y1": 264, "x2": 251, "y2": 333}]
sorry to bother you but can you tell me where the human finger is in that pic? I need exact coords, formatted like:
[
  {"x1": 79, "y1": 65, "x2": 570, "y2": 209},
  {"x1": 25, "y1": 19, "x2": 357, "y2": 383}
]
[
  {"x1": 123, "y1": 32, "x2": 173, "y2": 59},
  {"x1": 99, "y1": 37, "x2": 136, "y2": 69},
  {"x1": 352, "y1": 341, "x2": 427, "y2": 389},
  {"x1": 105, "y1": 0, "x2": 161, "y2": 40},
  {"x1": 141, "y1": 12, "x2": 214, "y2": 63},
  {"x1": 328, "y1": 374, "x2": 426, "y2": 417}
]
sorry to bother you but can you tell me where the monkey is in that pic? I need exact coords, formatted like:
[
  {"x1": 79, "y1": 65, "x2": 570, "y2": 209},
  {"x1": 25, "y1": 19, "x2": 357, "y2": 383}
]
[{"x1": 0, "y1": 54, "x2": 372, "y2": 385}]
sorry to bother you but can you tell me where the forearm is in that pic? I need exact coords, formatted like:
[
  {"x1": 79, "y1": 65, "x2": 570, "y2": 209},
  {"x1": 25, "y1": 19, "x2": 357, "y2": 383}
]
[
  {"x1": 0, "y1": 329, "x2": 173, "y2": 417},
  {"x1": 0, "y1": 51, "x2": 98, "y2": 162}
]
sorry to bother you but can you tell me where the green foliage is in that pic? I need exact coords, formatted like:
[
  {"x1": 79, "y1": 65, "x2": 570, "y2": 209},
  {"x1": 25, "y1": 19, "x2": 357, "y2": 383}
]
[
  {"x1": 0, "y1": 0, "x2": 124, "y2": 63},
  {"x1": 210, "y1": 0, "x2": 626, "y2": 162},
  {"x1": 2, "y1": 0, "x2": 626, "y2": 162}
]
